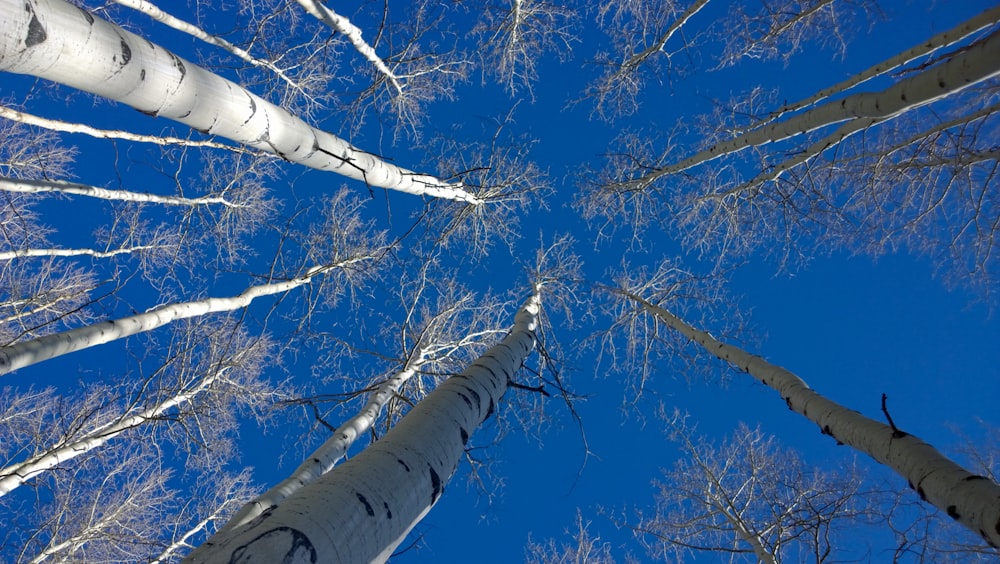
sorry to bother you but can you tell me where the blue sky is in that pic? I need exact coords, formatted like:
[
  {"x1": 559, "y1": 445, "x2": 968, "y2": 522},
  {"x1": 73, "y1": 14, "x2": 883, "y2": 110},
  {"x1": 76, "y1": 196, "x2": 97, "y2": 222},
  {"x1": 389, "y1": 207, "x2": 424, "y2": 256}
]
[{"x1": 2, "y1": 0, "x2": 999, "y2": 561}]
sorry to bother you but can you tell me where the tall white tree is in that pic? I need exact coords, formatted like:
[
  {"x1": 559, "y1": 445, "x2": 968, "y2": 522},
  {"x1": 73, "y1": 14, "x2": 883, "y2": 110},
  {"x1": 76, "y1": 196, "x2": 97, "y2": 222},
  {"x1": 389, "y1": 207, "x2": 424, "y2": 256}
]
[
  {"x1": 0, "y1": 0, "x2": 481, "y2": 203},
  {"x1": 184, "y1": 288, "x2": 542, "y2": 563},
  {"x1": 612, "y1": 278, "x2": 1000, "y2": 548}
]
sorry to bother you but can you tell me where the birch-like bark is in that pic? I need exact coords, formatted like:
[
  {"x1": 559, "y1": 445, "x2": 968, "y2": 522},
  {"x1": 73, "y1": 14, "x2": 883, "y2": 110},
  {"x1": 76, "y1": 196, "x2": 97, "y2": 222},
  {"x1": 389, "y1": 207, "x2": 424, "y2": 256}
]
[
  {"x1": 0, "y1": 262, "x2": 354, "y2": 376},
  {"x1": 0, "y1": 104, "x2": 247, "y2": 152},
  {"x1": 294, "y1": 0, "x2": 403, "y2": 95},
  {"x1": 111, "y1": 0, "x2": 305, "y2": 96},
  {"x1": 1, "y1": 177, "x2": 243, "y2": 208},
  {"x1": 0, "y1": 367, "x2": 226, "y2": 497},
  {"x1": 220, "y1": 352, "x2": 428, "y2": 531},
  {"x1": 614, "y1": 25, "x2": 1000, "y2": 192},
  {"x1": 0, "y1": 0, "x2": 480, "y2": 204},
  {"x1": 184, "y1": 290, "x2": 541, "y2": 563},
  {"x1": 763, "y1": 5, "x2": 1000, "y2": 123},
  {"x1": 0, "y1": 245, "x2": 164, "y2": 261},
  {"x1": 624, "y1": 292, "x2": 1000, "y2": 548}
]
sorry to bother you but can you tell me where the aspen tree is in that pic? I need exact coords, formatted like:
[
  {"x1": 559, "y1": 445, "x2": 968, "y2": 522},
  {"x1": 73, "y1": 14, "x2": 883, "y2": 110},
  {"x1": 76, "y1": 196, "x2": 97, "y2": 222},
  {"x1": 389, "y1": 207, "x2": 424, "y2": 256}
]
[
  {"x1": 0, "y1": 0, "x2": 481, "y2": 203},
  {"x1": 0, "y1": 261, "x2": 365, "y2": 376},
  {"x1": 620, "y1": 290, "x2": 1000, "y2": 548},
  {"x1": 184, "y1": 289, "x2": 541, "y2": 563}
]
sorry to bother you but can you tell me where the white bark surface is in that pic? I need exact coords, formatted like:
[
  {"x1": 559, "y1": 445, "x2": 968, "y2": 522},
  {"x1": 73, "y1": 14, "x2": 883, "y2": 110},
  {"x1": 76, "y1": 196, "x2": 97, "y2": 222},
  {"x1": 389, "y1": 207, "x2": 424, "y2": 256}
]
[
  {"x1": 220, "y1": 353, "x2": 427, "y2": 531},
  {"x1": 627, "y1": 292, "x2": 1000, "y2": 548},
  {"x1": 0, "y1": 104, "x2": 245, "y2": 150},
  {"x1": 0, "y1": 0, "x2": 480, "y2": 203},
  {"x1": 0, "y1": 263, "x2": 347, "y2": 376},
  {"x1": 621, "y1": 25, "x2": 1000, "y2": 191},
  {"x1": 0, "y1": 245, "x2": 162, "y2": 261},
  {"x1": 1, "y1": 177, "x2": 243, "y2": 207},
  {"x1": 0, "y1": 367, "x2": 226, "y2": 497},
  {"x1": 765, "y1": 5, "x2": 1000, "y2": 122},
  {"x1": 183, "y1": 291, "x2": 541, "y2": 563},
  {"x1": 295, "y1": 0, "x2": 403, "y2": 95},
  {"x1": 111, "y1": 0, "x2": 303, "y2": 94}
]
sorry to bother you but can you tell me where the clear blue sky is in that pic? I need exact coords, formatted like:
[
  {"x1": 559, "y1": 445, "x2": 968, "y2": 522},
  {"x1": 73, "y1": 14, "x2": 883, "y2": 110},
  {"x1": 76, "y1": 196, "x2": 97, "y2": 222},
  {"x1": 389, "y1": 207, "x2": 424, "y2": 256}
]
[{"x1": 2, "y1": 0, "x2": 998, "y2": 562}]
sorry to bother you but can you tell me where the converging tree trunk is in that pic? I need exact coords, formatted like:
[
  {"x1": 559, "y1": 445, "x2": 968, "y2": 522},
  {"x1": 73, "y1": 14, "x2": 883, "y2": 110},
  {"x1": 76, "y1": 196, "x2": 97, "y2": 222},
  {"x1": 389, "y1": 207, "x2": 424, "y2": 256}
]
[
  {"x1": 0, "y1": 261, "x2": 360, "y2": 376},
  {"x1": 0, "y1": 177, "x2": 245, "y2": 208},
  {"x1": 220, "y1": 352, "x2": 429, "y2": 531},
  {"x1": 183, "y1": 289, "x2": 541, "y2": 563},
  {"x1": 622, "y1": 291, "x2": 1000, "y2": 548},
  {"x1": 0, "y1": 0, "x2": 481, "y2": 203},
  {"x1": 0, "y1": 366, "x2": 228, "y2": 497},
  {"x1": 610, "y1": 20, "x2": 1000, "y2": 193}
]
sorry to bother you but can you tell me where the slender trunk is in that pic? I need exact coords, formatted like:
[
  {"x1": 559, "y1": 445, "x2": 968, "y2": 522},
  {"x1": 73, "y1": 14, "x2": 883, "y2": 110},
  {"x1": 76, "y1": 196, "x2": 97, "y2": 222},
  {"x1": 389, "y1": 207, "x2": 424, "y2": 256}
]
[
  {"x1": 616, "y1": 26, "x2": 1000, "y2": 192},
  {"x1": 0, "y1": 177, "x2": 243, "y2": 207},
  {"x1": 624, "y1": 292, "x2": 1000, "y2": 548},
  {"x1": 0, "y1": 367, "x2": 225, "y2": 497},
  {"x1": 764, "y1": 5, "x2": 1000, "y2": 123},
  {"x1": 620, "y1": 0, "x2": 710, "y2": 71},
  {"x1": 184, "y1": 290, "x2": 541, "y2": 563},
  {"x1": 0, "y1": 262, "x2": 352, "y2": 376},
  {"x1": 220, "y1": 352, "x2": 428, "y2": 531},
  {"x1": 0, "y1": 0, "x2": 480, "y2": 203},
  {"x1": 111, "y1": 0, "x2": 303, "y2": 95},
  {"x1": 0, "y1": 104, "x2": 250, "y2": 151},
  {"x1": 295, "y1": 0, "x2": 403, "y2": 95},
  {"x1": 0, "y1": 245, "x2": 163, "y2": 261}
]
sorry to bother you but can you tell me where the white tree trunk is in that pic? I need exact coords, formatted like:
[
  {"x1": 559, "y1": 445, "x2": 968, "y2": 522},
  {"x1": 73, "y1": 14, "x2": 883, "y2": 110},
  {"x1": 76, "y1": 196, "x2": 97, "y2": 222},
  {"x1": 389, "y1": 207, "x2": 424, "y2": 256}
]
[
  {"x1": 0, "y1": 245, "x2": 163, "y2": 261},
  {"x1": 621, "y1": 25, "x2": 1000, "y2": 190},
  {"x1": 111, "y1": 0, "x2": 303, "y2": 95},
  {"x1": 1, "y1": 177, "x2": 243, "y2": 207},
  {"x1": 221, "y1": 352, "x2": 428, "y2": 531},
  {"x1": 183, "y1": 290, "x2": 541, "y2": 563},
  {"x1": 0, "y1": 262, "x2": 352, "y2": 376},
  {"x1": 620, "y1": 0, "x2": 710, "y2": 71},
  {"x1": 766, "y1": 5, "x2": 1000, "y2": 121},
  {"x1": 0, "y1": 367, "x2": 226, "y2": 497},
  {"x1": 625, "y1": 292, "x2": 1000, "y2": 548},
  {"x1": 295, "y1": 0, "x2": 403, "y2": 95},
  {"x1": 0, "y1": 0, "x2": 481, "y2": 204},
  {"x1": 0, "y1": 104, "x2": 245, "y2": 151}
]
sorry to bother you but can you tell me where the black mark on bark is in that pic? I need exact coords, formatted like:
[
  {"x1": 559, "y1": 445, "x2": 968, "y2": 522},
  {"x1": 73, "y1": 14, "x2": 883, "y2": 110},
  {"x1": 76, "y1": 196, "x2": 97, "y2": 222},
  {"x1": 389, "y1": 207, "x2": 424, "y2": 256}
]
[
  {"x1": 356, "y1": 492, "x2": 374, "y2": 516},
  {"x1": 429, "y1": 466, "x2": 442, "y2": 504},
  {"x1": 24, "y1": 2, "x2": 47, "y2": 48},
  {"x1": 118, "y1": 36, "x2": 131, "y2": 66}
]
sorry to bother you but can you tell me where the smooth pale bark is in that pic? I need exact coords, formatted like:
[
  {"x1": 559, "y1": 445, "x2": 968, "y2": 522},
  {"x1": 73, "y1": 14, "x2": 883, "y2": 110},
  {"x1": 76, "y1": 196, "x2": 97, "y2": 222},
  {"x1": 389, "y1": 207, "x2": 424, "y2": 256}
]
[
  {"x1": 0, "y1": 367, "x2": 226, "y2": 497},
  {"x1": 221, "y1": 353, "x2": 428, "y2": 531},
  {"x1": 0, "y1": 245, "x2": 163, "y2": 261},
  {"x1": 0, "y1": 104, "x2": 248, "y2": 151},
  {"x1": 1, "y1": 177, "x2": 243, "y2": 207},
  {"x1": 111, "y1": 0, "x2": 303, "y2": 94},
  {"x1": 766, "y1": 5, "x2": 1000, "y2": 122},
  {"x1": 0, "y1": 262, "x2": 353, "y2": 376},
  {"x1": 617, "y1": 26, "x2": 1000, "y2": 192},
  {"x1": 295, "y1": 0, "x2": 403, "y2": 95},
  {"x1": 625, "y1": 292, "x2": 1000, "y2": 548},
  {"x1": 0, "y1": 0, "x2": 480, "y2": 203},
  {"x1": 184, "y1": 290, "x2": 541, "y2": 563}
]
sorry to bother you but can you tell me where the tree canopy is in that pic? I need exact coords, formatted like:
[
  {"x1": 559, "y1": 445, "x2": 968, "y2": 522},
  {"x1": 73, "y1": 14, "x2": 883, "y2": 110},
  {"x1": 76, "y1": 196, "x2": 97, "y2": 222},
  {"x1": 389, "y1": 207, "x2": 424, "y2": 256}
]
[{"x1": 1, "y1": 0, "x2": 998, "y2": 561}]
